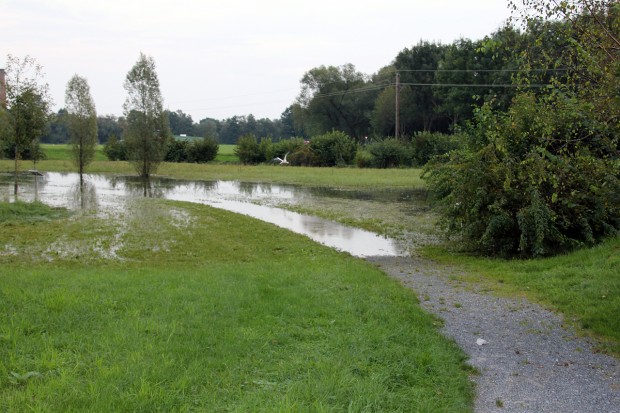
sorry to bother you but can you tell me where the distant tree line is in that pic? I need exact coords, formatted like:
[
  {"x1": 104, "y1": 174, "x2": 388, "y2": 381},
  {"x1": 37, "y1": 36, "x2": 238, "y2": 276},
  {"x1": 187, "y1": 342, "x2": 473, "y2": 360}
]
[
  {"x1": 39, "y1": 110, "x2": 301, "y2": 145},
  {"x1": 33, "y1": 24, "x2": 551, "y2": 147}
]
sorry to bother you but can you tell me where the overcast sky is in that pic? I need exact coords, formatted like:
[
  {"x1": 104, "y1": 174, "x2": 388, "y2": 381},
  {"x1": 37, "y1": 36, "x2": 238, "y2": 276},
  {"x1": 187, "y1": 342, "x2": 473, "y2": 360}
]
[{"x1": 2, "y1": 0, "x2": 512, "y2": 121}]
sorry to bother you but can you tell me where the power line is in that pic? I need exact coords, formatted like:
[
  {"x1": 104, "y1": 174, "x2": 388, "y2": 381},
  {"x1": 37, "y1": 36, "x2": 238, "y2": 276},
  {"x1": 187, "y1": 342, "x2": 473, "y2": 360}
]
[
  {"x1": 399, "y1": 82, "x2": 552, "y2": 88},
  {"x1": 396, "y1": 68, "x2": 569, "y2": 73}
]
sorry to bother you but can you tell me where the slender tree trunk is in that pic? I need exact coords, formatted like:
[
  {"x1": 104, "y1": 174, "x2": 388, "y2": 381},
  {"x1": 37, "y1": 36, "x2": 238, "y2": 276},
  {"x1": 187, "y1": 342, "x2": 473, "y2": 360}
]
[{"x1": 13, "y1": 149, "x2": 20, "y2": 195}]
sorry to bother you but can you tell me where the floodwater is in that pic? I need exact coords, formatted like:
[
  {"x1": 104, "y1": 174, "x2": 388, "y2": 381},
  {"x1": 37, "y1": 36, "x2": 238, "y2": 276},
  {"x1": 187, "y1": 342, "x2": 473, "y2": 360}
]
[{"x1": 1, "y1": 172, "x2": 412, "y2": 257}]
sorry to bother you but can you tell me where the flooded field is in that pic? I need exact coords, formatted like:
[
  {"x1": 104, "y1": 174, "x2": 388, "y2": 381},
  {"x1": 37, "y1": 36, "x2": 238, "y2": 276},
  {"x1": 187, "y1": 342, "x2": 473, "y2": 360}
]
[{"x1": 0, "y1": 172, "x2": 433, "y2": 258}]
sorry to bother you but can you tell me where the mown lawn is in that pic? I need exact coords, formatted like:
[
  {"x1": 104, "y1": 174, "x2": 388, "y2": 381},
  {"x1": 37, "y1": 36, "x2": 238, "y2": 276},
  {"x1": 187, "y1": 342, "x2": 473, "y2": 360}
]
[{"x1": 0, "y1": 201, "x2": 474, "y2": 412}]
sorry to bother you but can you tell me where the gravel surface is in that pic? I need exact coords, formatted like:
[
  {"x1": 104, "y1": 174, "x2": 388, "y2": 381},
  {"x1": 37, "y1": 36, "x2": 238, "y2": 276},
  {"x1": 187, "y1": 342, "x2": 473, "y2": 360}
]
[{"x1": 368, "y1": 256, "x2": 620, "y2": 413}]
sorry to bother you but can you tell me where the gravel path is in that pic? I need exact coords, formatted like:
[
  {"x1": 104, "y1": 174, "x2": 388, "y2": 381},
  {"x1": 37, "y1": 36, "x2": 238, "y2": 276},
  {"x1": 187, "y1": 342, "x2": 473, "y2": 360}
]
[{"x1": 368, "y1": 256, "x2": 620, "y2": 413}]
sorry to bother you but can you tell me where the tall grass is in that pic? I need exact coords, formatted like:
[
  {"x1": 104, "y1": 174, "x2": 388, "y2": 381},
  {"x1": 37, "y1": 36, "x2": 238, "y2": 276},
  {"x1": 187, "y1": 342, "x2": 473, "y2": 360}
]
[{"x1": 0, "y1": 200, "x2": 474, "y2": 411}]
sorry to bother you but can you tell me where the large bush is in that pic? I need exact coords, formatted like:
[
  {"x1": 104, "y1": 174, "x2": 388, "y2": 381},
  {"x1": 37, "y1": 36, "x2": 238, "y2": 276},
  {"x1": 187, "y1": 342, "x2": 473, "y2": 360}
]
[
  {"x1": 165, "y1": 139, "x2": 190, "y2": 163},
  {"x1": 103, "y1": 135, "x2": 127, "y2": 161},
  {"x1": 187, "y1": 137, "x2": 219, "y2": 163},
  {"x1": 425, "y1": 95, "x2": 619, "y2": 257},
  {"x1": 234, "y1": 134, "x2": 262, "y2": 165},
  {"x1": 424, "y1": 2, "x2": 620, "y2": 257},
  {"x1": 309, "y1": 131, "x2": 357, "y2": 166},
  {"x1": 410, "y1": 131, "x2": 462, "y2": 166},
  {"x1": 366, "y1": 138, "x2": 411, "y2": 168}
]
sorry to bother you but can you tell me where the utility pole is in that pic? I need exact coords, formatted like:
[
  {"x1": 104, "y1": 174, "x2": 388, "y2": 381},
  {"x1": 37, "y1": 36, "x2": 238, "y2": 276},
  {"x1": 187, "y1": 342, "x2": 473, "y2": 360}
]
[{"x1": 395, "y1": 71, "x2": 400, "y2": 139}]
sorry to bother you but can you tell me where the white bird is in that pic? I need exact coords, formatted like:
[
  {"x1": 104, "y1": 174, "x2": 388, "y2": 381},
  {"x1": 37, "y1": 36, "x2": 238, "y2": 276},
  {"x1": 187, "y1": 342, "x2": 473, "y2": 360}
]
[{"x1": 273, "y1": 152, "x2": 289, "y2": 165}]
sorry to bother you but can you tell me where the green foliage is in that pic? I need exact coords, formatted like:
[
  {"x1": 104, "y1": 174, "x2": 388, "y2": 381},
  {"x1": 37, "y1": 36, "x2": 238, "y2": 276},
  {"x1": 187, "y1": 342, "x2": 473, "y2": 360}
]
[
  {"x1": 296, "y1": 64, "x2": 375, "y2": 139},
  {"x1": 367, "y1": 138, "x2": 411, "y2": 168},
  {"x1": 65, "y1": 74, "x2": 98, "y2": 178},
  {"x1": 425, "y1": 94, "x2": 620, "y2": 257},
  {"x1": 187, "y1": 136, "x2": 219, "y2": 163},
  {"x1": 410, "y1": 131, "x2": 463, "y2": 166},
  {"x1": 164, "y1": 139, "x2": 189, "y2": 162},
  {"x1": 309, "y1": 130, "x2": 357, "y2": 166},
  {"x1": 103, "y1": 135, "x2": 127, "y2": 161},
  {"x1": 425, "y1": 1, "x2": 620, "y2": 257},
  {"x1": 122, "y1": 53, "x2": 171, "y2": 178},
  {"x1": 234, "y1": 134, "x2": 262, "y2": 164}
]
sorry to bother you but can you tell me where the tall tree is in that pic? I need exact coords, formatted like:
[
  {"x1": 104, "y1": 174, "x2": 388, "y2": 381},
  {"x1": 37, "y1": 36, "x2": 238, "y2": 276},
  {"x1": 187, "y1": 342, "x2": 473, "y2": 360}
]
[
  {"x1": 393, "y1": 41, "x2": 448, "y2": 134},
  {"x1": 65, "y1": 74, "x2": 98, "y2": 185},
  {"x1": 296, "y1": 64, "x2": 376, "y2": 140},
  {"x1": 166, "y1": 109, "x2": 194, "y2": 135},
  {"x1": 1, "y1": 55, "x2": 51, "y2": 194},
  {"x1": 123, "y1": 53, "x2": 170, "y2": 178},
  {"x1": 425, "y1": 0, "x2": 619, "y2": 257},
  {"x1": 97, "y1": 114, "x2": 123, "y2": 144}
]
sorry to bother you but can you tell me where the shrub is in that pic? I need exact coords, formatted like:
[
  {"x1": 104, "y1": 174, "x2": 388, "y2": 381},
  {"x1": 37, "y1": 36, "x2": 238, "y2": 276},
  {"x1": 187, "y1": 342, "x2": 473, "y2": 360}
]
[
  {"x1": 310, "y1": 131, "x2": 357, "y2": 166},
  {"x1": 188, "y1": 137, "x2": 219, "y2": 163},
  {"x1": 424, "y1": 95, "x2": 620, "y2": 258},
  {"x1": 288, "y1": 144, "x2": 318, "y2": 166},
  {"x1": 165, "y1": 139, "x2": 190, "y2": 163},
  {"x1": 234, "y1": 134, "x2": 261, "y2": 165},
  {"x1": 410, "y1": 131, "x2": 463, "y2": 166},
  {"x1": 367, "y1": 138, "x2": 411, "y2": 168},
  {"x1": 355, "y1": 148, "x2": 373, "y2": 168},
  {"x1": 103, "y1": 135, "x2": 127, "y2": 161}
]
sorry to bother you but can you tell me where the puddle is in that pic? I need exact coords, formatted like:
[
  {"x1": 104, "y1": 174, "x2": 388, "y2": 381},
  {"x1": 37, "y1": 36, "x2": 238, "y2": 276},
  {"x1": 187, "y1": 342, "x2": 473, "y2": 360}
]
[{"x1": 0, "y1": 172, "x2": 411, "y2": 257}]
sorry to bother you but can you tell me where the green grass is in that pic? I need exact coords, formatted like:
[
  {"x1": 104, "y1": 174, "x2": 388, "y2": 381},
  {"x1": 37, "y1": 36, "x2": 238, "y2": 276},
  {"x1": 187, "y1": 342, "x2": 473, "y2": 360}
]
[
  {"x1": 424, "y1": 237, "x2": 620, "y2": 355},
  {"x1": 40, "y1": 144, "x2": 107, "y2": 162},
  {"x1": 0, "y1": 200, "x2": 474, "y2": 412},
  {"x1": 0, "y1": 201, "x2": 69, "y2": 224},
  {"x1": 215, "y1": 143, "x2": 238, "y2": 163}
]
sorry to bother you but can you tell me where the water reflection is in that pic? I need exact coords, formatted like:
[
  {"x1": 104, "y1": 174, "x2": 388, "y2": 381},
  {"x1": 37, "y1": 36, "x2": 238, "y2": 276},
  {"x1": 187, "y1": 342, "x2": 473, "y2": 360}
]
[
  {"x1": 70, "y1": 180, "x2": 99, "y2": 211},
  {"x1": 0, "y1": 172, "x2": 409, "y2": 257}
]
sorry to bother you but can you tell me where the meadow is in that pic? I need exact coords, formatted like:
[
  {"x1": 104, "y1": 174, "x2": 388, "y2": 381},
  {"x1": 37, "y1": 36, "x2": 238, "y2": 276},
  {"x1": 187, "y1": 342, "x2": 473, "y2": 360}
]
[
  {"x1": 1, "y1": 144, "x2": 618, "y2": 409},
  {"x1": 0, "y1": 200, "x2": 473, "y2": 412}
]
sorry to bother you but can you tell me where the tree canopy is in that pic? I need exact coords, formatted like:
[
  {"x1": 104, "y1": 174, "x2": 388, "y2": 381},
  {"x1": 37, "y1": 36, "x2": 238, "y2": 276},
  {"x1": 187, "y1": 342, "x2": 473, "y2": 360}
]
[
  {"x1": 65, "y1": 74, "x2": 98, "y2": 183},
  {"x1": 122, "y1": 53, "x2": 171, "y2": 178},
  {"x1": 424, "y1": 0, "x2": 619, "y2": 257},
  {"x1": 0, "y1": 54, "x2": 51, "y2": 194}
]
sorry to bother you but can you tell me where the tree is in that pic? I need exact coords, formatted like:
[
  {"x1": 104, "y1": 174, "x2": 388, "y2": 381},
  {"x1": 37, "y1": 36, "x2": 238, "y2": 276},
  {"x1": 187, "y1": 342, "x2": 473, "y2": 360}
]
[
  {"x1": 97, "y1": 115, "x2": 123, "y2": 144},
  {"x1": 167, "y1": 109, "x2": 194, "y2": 135},
  {"x1": 41, "y1": 109, "x2": 70, "y2": 143},
  {"x1": 193, "y1": 117, "x2": 219, "y2": 140},
  {"x1": 1, "y1": 55, "x2": 51, "y2": 194},
  {"x1": 296, "y1": 64, "x2": 376, "y2": 140},
  {"x1": 65, "y1": 74, "x2": 98, "y2": 185},
  {"x1": 393, "y1": 41, "x2": 449, "y2": 134},
  {"x1": 123, "y1": 53, "x2": 171, "y2": 178},
  {"x1": 424, "y1": 0, "x2": 620, "y2": 257}
]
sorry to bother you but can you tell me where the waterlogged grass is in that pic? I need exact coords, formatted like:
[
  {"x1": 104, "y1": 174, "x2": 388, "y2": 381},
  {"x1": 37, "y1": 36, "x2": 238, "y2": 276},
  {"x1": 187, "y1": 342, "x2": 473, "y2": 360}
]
[
  {"x1": 0, "y1": 201, "x2": 69, "y2": 225},
  {"x1": 424, "y1": 237, "x2": 620, "y2": 355},
  {"x1": 0, "y1": 200, "x2": 474, "y2": 412}
]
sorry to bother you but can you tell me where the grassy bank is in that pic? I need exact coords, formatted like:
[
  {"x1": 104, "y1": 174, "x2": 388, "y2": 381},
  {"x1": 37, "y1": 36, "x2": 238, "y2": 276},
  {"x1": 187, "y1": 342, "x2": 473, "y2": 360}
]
[{"x1": 0, "y1": 200, "x2": 473, "y2": 411}]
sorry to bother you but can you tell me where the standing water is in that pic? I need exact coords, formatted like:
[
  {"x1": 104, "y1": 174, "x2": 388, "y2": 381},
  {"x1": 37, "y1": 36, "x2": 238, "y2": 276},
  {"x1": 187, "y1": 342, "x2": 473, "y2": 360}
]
[{"x1": 0, "y1": 172, "x2": 410, "y2": 257}]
